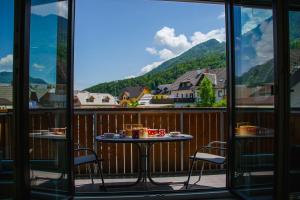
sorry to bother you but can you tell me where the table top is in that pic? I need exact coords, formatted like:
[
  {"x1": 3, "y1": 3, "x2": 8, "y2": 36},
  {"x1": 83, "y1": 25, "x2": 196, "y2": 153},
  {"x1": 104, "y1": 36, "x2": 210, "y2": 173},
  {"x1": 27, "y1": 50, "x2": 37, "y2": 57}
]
[
  {"x1": 235, "y1": 134, "x2": 274, "y2": 139},
  {"x1": 96, "y1": 134, "x2": 193, "y2": 143},
  {"x1": 29, "y1": 132, "x2": 66, "y2": 140}
]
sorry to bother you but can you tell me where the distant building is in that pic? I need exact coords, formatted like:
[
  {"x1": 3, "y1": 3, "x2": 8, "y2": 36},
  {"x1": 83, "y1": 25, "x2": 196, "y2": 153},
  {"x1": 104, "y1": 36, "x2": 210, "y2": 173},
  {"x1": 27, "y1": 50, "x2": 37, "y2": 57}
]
[
  {"x1": 235, "y1": 84, "x2": 274, "y2": 106},
  {"x1": 169, "y1": 68, "x2": 226, "y2": 103},
  {"x1": 75, "y1": 91, "x2": 118, "y2": 108},
  {"x1": 119, "y1": 86, "x2": 150, "y2": 107},
  {"x1": 0, "y1": 85, "x2": 13, "y2": 109},
  {"x1": 138, "y1": 94, "x2": 153, "y2": 106},
  {"x1": 39, "y1": 88, "x2": 66, "y2": 108},
  {"x1": 154, "y1": 84, "x2": 172, "y2": 95}
]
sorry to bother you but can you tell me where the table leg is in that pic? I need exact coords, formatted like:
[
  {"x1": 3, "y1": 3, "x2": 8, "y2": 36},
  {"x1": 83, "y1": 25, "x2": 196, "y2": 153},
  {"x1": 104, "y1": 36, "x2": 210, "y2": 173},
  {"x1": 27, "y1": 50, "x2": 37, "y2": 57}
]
[{"x1": 146, "y1": 143, "x2": 184, "y2": 185}]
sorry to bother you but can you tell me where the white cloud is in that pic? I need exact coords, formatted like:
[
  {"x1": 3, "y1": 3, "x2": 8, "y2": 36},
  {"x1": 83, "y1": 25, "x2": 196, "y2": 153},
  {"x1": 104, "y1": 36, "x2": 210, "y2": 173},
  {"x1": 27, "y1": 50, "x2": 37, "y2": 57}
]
[
  {"x1": 241, "y1": 8, "x2": 272, "y2": 34},
  {"x1": 141, "y1": 26, "x2": 226, "y2": 76},
  {"x1": 254, "y1": 18, "x2": 274, "y2": 65},
  {"x1": 33, "y1": 63, "x2": 45, "y2": 71},
  {"x1": 218, "y1": 11, "x2": 225, "y2": 19},
  {"x1": 140, "y1": 61, "x2": 163, "y2": 74},
  {"x1": 154, "y1": 27, "x2": 191, "y2": 54},
  {"x1": 57, "y1": 1, "x2": 68, "y2": 19},
  {"x1": 31, "y1": 1, "x2": 68, "y2": 19},
  {"x1": 191, "y1": 28, "x2": 226, "y2": 45},
  {"x1": 158, "y1": 48, "x2": 176, "y2": 60},
  {"x1": 124, "y1": 75, "x2": 136, "y2": 79},
  {"x1": 0, "y1": 54, "x2": 13, "y2": 71},
  {"x1": 145, "y1": 47, "x2": 157, "y2": 55}
]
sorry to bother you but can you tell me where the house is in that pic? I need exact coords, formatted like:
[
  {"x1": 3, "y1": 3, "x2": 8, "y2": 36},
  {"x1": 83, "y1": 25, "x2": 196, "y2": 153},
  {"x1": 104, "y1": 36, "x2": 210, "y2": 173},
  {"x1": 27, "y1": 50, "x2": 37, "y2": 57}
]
[
  {"x1": 0, "y1": 85, "x2": 13, "y2": 109},
  {"x1": 235, "y1": 84, "x2": 274, "y2": 106},
  {"x1": 155, "y1": 84, "x2": 172, "y2": 95},
  {"x1": 207, "y1": 68, "x2": 227, "y2": 101},
  {"x1": 119, "y1": 86, "x2": 150, "y2": 107},
  {"x1": 39, "y1": 88, "x2": 67, "y2": 108},
  {"x1": 169, "y1": 68, "x2": 226, "y2": 103},
  {"x1": 138, "y1": 94, "x2": 153, "y2": 106},
  {"x1": 74, "y1": 91, "x2": 118, "y2": 108}
]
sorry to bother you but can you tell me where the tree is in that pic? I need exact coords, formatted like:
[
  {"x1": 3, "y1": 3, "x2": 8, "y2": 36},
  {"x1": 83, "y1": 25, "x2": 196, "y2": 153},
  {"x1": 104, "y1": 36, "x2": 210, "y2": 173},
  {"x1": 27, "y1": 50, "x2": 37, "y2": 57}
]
[{"x1": 197, "y1": 76, "x2": 215, "y2": 107}]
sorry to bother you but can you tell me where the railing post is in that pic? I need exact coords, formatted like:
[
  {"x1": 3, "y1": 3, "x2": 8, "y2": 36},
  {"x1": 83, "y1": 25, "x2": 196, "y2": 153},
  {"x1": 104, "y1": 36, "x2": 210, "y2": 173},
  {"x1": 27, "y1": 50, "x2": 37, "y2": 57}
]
[
  {"x1": 93, "y1": 112, "x2": 98, "y2": 157},
  {"x1": 180, "y1": 112, "x2": 184, "y2": 171},
  {"x1": 220, "y1": 111, "x2": 225, "y2": 169}
]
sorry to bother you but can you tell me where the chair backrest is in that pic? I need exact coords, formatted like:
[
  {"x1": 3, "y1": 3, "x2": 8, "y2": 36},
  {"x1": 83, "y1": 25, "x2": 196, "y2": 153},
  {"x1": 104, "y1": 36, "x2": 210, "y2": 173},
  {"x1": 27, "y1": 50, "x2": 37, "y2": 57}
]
[{"x1": 204, "y1": 141, "x2": 227, "y2": 157}]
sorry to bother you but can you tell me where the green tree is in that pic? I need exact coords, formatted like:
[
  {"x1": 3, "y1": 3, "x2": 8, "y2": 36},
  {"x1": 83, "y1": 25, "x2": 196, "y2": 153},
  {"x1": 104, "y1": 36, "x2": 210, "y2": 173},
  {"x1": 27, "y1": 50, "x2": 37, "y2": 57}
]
[{"x1": 197, "y1": 76, "x2": 215, "y2": 107}]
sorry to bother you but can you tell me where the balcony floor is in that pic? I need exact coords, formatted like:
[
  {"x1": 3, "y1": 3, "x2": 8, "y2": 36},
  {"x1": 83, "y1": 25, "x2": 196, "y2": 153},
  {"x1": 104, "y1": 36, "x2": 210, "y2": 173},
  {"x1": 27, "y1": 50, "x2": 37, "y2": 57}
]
[{"x1": 75, "y1": 173, "x2": 226, "y2": 192}]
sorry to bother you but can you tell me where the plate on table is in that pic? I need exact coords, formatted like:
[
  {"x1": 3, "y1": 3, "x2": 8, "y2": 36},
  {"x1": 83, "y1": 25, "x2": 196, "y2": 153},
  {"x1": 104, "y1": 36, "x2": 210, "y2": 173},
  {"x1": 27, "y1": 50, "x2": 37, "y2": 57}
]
[
  {"x1": 103, "y1": 133, "x2": 115, "y2": 138},
  {"x1": 169, "y1": 131, "x2": 181, "y2": 137}
]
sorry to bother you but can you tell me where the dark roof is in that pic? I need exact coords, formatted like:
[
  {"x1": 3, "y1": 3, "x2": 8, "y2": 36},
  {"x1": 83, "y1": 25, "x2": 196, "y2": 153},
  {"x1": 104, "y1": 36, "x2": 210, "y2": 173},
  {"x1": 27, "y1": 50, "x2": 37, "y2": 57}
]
[
  {"x1": 119, "y1": 86, "x2": 145, "y2": 99},
  {"x1": 170, "y1": 69, "x2": 203, "y2": 91},
  {"x1": 207, "y1": 68, "x2": 227, "y2": 89},
  {"x1": 0, "y1": 85, "x2": 13, "y2": 105},
  {"x1": 170, "y1": 68, "x2": 227, "y2": 91},
  {"x1": 157, "y1": 84, "x2": 172, "y2": 91},
  {"x1": 291, "y1": 67, "x2": 300, "y2": 88},
  {"x1": 0, "y1": 98, "x2": 12, "y2": 105},
  {"x1": 155, "y1": 84, "x2": 172, "y2": 94}
]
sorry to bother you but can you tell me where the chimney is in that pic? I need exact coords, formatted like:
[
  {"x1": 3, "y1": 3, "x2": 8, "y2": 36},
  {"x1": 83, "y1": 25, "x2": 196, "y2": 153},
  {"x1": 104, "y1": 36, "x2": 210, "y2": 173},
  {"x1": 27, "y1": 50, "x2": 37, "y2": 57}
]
[{"x1": 196, "y1": 69, "x2": 202, "y2": 75}]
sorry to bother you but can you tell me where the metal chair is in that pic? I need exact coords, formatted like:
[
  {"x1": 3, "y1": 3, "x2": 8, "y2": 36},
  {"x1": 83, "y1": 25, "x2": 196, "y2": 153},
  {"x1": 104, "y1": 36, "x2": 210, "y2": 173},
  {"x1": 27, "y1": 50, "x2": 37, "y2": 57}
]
[
  {"x1": 185, "y1": 141, "x2": 226, "y2": 189},
  {"x1": 74, "y1": 143, "x2": 105, "y2": 190}
]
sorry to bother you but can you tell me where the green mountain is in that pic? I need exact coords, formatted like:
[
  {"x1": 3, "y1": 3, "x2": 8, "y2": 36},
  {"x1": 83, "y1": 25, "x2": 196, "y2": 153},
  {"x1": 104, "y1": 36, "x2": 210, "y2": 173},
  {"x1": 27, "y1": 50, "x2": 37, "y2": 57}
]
[
  {"x1": 236, "y1": 59, "x2": 274, "y2": 86},
  {"x1": 0, "y1": 71, "x2": 48, "y2": 85},
  {"x1": 86, "y1": 39, "x2": 226, "y2": 95}
]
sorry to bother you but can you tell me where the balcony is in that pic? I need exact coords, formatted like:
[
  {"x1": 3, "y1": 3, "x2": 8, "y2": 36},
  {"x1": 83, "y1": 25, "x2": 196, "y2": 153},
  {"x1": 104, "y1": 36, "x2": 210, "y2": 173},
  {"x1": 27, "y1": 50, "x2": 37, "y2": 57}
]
[{"x1": 0, "y1": 108, "x2": 275, "y2": 193}]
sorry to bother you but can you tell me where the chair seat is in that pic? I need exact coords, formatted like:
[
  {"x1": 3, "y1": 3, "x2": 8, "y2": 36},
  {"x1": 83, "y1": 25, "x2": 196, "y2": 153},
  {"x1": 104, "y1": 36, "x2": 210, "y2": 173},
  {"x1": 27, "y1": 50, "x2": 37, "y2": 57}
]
[
  {"x1": 189, "y1": 152, "x2": 225, "y2": 164},
  {"x1": 74, "y1": 154, "x2": 98, "y2": 166}
]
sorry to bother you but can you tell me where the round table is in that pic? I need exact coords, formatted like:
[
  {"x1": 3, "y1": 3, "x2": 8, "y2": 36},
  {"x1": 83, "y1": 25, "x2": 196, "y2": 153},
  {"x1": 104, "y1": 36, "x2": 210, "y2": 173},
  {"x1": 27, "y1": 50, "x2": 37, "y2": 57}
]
[{"x1": 96, "y1": 134, "x2": 193, "y2": 187}]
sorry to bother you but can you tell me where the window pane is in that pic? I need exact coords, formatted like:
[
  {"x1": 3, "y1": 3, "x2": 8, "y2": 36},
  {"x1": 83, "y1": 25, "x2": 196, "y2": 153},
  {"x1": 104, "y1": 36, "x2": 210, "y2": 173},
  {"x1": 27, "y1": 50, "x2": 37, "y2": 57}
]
[
  {"x1": 29, "y1": 0, "x2": 70, "y2": 195},
  {"x1": 233, "y1": 6, "x2": 275, "y2": 199},
  {"x1": 289, "y1": 10, "x2": 300, "y2": 200},
  {"x1": 0, "y1": 0, "x2": 15, "y2": 198}
]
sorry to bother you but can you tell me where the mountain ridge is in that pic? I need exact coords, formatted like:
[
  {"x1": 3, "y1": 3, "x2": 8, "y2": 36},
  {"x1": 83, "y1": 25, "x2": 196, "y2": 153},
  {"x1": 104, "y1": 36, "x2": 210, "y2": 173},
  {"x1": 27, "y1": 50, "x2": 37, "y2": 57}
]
[
  {"x1": 0, "y1": 71, "x2": 48, "y2": 85},
  {"x1": 86, "y1": 39, "x2": 226, "y2": 94}
]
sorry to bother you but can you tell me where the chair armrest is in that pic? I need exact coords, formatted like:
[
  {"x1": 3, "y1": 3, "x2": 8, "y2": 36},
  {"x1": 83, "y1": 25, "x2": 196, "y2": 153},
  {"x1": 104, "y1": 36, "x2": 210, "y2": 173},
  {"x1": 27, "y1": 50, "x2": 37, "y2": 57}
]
[
  {"x1": 207, "y1": 141, "x2": 227, "y2": 148},
  {"x1": 192, "y1": 141, "x2": 227, "y2": 159},
  {"x1": 74, "y1": 148, "x2": 101, "y2": 161}
]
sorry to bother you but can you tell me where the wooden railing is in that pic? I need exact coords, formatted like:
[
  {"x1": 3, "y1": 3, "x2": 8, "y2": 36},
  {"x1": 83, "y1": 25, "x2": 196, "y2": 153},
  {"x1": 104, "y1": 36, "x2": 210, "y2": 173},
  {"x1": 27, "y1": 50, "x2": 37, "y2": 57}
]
[
  {"x1": 73, "y1": 108, "x2": 228, "y2": 176},
  {"x1": 0, "y1": 108, "x2": 278, "y2": 177}
]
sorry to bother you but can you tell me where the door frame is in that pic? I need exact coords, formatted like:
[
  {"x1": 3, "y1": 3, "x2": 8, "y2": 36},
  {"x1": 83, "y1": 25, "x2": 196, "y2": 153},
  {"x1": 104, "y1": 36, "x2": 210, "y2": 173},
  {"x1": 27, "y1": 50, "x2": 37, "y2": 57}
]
[{"x1": 12, "y1": 0, "x2": 75, "y2": 198}]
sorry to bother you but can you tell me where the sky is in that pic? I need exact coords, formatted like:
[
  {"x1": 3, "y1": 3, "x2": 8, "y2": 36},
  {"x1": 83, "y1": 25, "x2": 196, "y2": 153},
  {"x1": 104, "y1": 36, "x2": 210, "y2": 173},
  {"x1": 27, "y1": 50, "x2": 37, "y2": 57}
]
[
  {"x1": 0, "y1": 0, "x2": 274, "y2": 89},
  {"x1": 0, "y1": 0, "x2": 14, "y2": 72},
  {"x1": 74, "y1": 0, "x2": 225, "y2": 90}
]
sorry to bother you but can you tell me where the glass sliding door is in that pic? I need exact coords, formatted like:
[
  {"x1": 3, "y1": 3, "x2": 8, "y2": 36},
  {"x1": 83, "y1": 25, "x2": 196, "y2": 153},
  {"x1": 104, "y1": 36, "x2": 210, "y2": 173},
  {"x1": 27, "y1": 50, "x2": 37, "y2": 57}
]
[
  {"x1": 289, "y1": 6, "x2": 300, "y2": 200},
  {"x1": 230, "y1": 2, "x2": 275, "y2": 199},
  {"x1": 0, "y1": 0, "x2": 15, "y2": 198},
  {"x1": 28, "y1": 0, "x2": 73, "y2": 197}
]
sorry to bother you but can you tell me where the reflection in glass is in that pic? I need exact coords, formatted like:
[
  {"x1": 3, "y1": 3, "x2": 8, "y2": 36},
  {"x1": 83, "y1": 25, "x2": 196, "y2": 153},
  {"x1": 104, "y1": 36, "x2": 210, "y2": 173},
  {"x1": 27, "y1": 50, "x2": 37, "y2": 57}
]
[
  {"x1": 29, "y1": 0, "x2": 69, "y2": 194},
  {"x1": 233, "y1": 6, "x2": 274, "y2": 199},
  {"x1": 0, "y1": 0, "x2": 15, "y2": 198},
  {"x1": 289, "y1": 11, "x2": 300, "y2": 200}
]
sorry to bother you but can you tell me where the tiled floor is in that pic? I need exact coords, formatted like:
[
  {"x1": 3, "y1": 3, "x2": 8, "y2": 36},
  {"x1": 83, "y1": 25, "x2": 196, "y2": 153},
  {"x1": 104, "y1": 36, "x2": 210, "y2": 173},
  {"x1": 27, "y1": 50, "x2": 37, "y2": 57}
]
[{"x1": 75, "y1": 174, "x2": 226, "y2": 192}]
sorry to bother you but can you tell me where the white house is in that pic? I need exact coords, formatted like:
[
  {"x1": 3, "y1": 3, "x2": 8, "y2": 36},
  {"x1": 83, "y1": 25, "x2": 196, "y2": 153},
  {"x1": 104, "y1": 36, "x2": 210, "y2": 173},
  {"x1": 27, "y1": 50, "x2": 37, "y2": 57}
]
[
  {"x1": 74, "y1": 91, "x2": 118, "y2": 107},
  {"x1": 138, "y1": 94, "x2": 153, "y2": 105}
]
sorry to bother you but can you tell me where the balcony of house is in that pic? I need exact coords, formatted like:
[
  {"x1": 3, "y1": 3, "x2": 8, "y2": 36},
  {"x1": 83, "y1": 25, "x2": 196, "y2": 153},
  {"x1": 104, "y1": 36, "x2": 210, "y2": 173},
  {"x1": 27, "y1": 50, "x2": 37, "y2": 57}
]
[{"x1": 0, "y1": 108, "x2": 275, "y2": 193}]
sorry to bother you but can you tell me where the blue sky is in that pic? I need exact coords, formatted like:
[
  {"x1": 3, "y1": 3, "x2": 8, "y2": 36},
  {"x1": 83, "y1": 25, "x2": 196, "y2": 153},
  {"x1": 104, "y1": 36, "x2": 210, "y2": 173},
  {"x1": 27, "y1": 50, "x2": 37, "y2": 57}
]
[
  {"x1": 0, "y1": 0, "x2": 225, "y2": 89},
  {"x1": 0, "y1": 0, "x2": 14, "y2": 72},
  {"x1": 74, "y1": 0, "x2": 225, "y2": 90}
]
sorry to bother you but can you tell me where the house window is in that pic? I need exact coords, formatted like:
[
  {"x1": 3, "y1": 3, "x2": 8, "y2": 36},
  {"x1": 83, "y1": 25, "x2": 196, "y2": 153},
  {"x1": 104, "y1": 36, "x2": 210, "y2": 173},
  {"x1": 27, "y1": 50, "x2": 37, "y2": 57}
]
[
  {"x1": 181, "y1": 94, "x2": 184, "y2": 98},
  {"x1": 102, "y1": 96, "x2": 110, "y2": 103},
  {"x1": 176, "y1": 93, "x2": 179, "y2": 97},
  {"x1": 86, "y1": 96, "x2": 95, "y2": 102},
  {"x1": 190, "y1": 93, "x2": 193, "y2": 98},
  {"x1": 186, "y1": 93, "x2": 188, "y2": 98}
]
